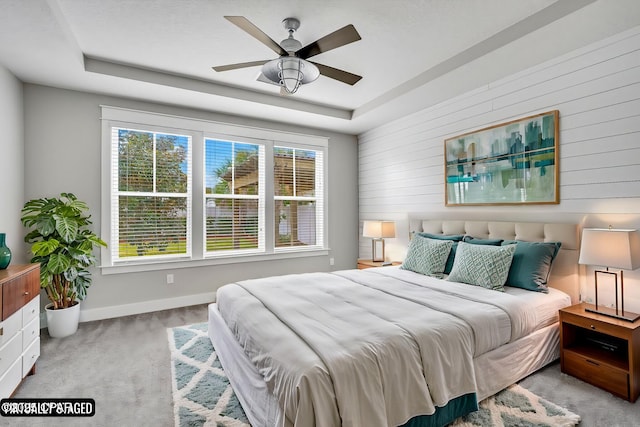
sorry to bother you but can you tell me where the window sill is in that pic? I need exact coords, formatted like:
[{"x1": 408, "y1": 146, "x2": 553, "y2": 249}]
[{"x1": 100, "y1": 248, "x2": 330, "y2": 275}]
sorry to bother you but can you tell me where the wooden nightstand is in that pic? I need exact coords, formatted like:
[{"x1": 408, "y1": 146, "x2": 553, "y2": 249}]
[
  {"x1": 559, "y1": 303, "x2": 640, "y2": 402},
  {"x1": 357, "y1": 260, "x2": 401, "y2": 270}
]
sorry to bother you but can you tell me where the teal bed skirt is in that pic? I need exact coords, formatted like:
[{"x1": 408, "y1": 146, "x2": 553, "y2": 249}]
[{"x1": 400, "y1": 393, "x2": 478, "y2": 427}]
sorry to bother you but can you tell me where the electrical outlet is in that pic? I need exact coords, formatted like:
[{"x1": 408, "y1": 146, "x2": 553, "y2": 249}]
[
  {"x1": 329, "y1": 257, "x2": 335, "y2": 266},
  {"x1": 166, "y1": 274, "x2": 174, "y2": 284}
]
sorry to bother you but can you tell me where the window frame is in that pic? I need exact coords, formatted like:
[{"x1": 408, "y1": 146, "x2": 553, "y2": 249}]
[
  {"x1": 111, "y1": 126, "x2": 193, "y2": 263},
  {"x1": 203, "y1": 135, "x2": 266, "y2": 257},
  {"x1": 273, "y1": 145, "x2": 325, "y2": 252},
  {"x1": 100, "y1": 106, "x2": 329, "y2": 274}
]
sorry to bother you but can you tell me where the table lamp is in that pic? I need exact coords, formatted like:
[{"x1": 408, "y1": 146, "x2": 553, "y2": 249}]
[
  {"x1": 578, "y1": 227, "x2": 640, "y2": 322},
  {"x1": 363, "y1": 220, "x2": 396, "y2": 262}
]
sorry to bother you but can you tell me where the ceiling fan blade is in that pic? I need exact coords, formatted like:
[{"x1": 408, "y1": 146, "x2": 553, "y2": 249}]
[
  {"x1": 224, "y1": 16, "x2": 287, "y2": 56},
  {"x1": 296, "y1": 24, "x2": 361, "y2": 59},
  {"x1": 213, "y1": 60, "x2": 270, "y2": 72},
  {"x1": 310, "y1": 61, "x2": 362, "y2": 86}
]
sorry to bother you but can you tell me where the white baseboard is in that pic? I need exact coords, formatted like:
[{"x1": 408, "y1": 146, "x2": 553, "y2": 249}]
[
  {"x1": 79, "y1": 292, "x2": 216, "y2": 322},
  {"x1": 39, "y1": 292, "x2": 216, "y2": 328}
]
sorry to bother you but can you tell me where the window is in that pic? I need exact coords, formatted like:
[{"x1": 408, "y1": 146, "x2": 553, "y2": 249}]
[
  {"x1": 111, "y1": 127, "x2": 192, "y2": 262},
  {"x1": 101, "y1": 106, "x2": 328, "y2": 272},
  {"x1": 204, "y1": 139, "x2": 265, "y2": 255},
  {"x1": 274, "y1": 147, "x2": 324, "y2": 249}
]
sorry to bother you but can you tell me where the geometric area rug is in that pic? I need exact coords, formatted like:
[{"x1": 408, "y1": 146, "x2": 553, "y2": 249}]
[
  {"x1": 449, "y1": 384, "x2": 581, "y2": 427},
  {"x1": 167, "y1": 323, "x2": 250, "y2": 427},
  {"x1": 169, "y1": 323, "x2": 580, "y2": 427}
]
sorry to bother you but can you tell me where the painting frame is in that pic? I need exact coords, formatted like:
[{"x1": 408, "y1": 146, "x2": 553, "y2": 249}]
[{"x1": 444, "y1": 110, "x2": 559, "y2": 206}]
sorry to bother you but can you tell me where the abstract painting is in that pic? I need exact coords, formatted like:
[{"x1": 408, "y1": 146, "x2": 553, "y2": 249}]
[{"x1": 445, "y1": 110, "x2": 559, "y2": 206}]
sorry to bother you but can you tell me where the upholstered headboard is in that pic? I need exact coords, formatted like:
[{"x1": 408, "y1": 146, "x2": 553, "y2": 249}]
[{"x1": 409, "y1": 219, "x2": 580, "y2": 303}]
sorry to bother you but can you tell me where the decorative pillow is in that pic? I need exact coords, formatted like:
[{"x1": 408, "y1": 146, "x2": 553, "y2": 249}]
[
  {"x1": 446, "y1": 242, "x2": 516, "y2": 291},
  {"x1": 417, "y1": 232, "x2": 465, "y2": 241},
  {"x1": 501, "y1": 241, "x2": 562, "y2": 293},
  {"x1": 462, "y1": 236, "x2": 504, "y2": 246},
  {"x1": 401, "y1": 235, "x2": 454, "y2": 278},
  {"x1": 417, "y1": 233, "x2": 464, "y2": 274}
]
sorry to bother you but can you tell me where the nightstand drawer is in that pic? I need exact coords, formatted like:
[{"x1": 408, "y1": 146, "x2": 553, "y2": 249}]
[
  {"x1": 562, "y1": 311, "x2": 628, "y2": 339},
  {"x1": 562, "y1": 313, "x2": 628, "y2": 338},
  {"x1": 564, "y1": 350, "x2": 629, "y2": 399}
]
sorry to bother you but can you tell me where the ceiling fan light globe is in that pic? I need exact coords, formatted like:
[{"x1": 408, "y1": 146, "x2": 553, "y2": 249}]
[
  {"x1": 279, "y1": 57, "x2": 304, "y2": 94},
  {"x1": 262, "y1": 57, "x2": 320, "y2": 94}
]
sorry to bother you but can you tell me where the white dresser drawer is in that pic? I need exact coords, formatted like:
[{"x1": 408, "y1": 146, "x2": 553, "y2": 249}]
[
  {"x1": 0, "y1": 358, "x2": 22, "y2": 399},
  {"x1": 22, "y1": 295, "x2": 40, "y2": 326},
  {"x1": 22, "y1": 316, "x2": 39, "y2": 351},
  {"x1": 0, "y1": 309, "x2": 21, "y2": 348},
  {"x1": 0, "y1": 332, "x2": 22, "y2": 377},
  {"x1": 22, "y1": 337, "x2": 40, "y2": 377}
]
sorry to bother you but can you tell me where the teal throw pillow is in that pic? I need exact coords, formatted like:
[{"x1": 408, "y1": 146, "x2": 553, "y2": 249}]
[
  {"x1": 462, "y1": 236, "x2": 503, "y2": 246},
  {"x1": 401, "y1": 235, "x2": 454, "y2": 278},
  {"x1": 446, "y1": 242, "x2": 516, "y2": 291},
  {"x1": 501, "y1": 241, "x2": 561, "y2": 293},
  {"x1": 417, "y1": 233, "x2": 464, "y2": 274},
  {"x1": 418, "y1": 233, "x2": 465, "y2": 241}
]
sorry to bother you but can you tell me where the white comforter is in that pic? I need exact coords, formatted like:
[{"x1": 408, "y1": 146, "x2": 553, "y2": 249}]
[{"x1": 216, "y1": 267, "x2": 539, "y2": 427}]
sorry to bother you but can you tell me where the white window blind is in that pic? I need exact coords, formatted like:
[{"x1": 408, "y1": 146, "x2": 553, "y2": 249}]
[
  {"x1": 204, "y1": 138, "x2": 265, "y2": 255},
  {"x1": 274, "y1": 146, "x2": 324, "y2": 250},
  {"x1": 101, "y1": 106, "x2": 328, "y2": 272},
  {"x1": 111, "y1": 127, "x2": 192, "y2": 262}
]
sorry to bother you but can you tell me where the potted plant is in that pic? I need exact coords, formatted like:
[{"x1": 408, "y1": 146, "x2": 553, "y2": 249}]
[{"x1": 20, "y1": 193, "x2": 107, "y2": 338}]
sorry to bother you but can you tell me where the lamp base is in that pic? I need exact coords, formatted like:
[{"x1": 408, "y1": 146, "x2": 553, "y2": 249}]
[
  {"x1": 585, "y1": 305, "x2": 640, "y2": 322},
  {"x1": 371, "y1": 238, "x2": 385, "y2": 262}
]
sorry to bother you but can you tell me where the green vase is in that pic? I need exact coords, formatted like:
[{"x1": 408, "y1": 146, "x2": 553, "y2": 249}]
[{"x1": 0, "y1": 233, "x2": 12, "y2": 269}]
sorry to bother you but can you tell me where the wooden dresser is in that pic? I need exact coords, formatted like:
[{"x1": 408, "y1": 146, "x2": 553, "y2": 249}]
[{"x1": 0, "y1": 264, "x2": 40, "y2": 398}]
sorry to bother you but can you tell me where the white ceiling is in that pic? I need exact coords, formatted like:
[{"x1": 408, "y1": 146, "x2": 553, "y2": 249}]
[{"x1": 1, "y1": 0, "x2": 639, "y2": 134}]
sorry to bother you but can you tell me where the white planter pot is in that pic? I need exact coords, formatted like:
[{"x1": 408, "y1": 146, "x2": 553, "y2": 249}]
[{"x1": 45, "y1": 302, "x2": 80, "y2": 338}]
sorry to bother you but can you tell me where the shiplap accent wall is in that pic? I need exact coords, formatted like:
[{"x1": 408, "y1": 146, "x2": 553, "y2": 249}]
[{"x1": 358, "y1": 26, "x2": 640, "y2": 310}]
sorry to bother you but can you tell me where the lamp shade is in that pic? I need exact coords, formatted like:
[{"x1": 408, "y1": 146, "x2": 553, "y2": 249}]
[
  {"x1": 363, "y1": 221, "x2": 396, "y2": 239},
  {"x1": 579, "y1": 228, "x2": 640, "y2": 270}
]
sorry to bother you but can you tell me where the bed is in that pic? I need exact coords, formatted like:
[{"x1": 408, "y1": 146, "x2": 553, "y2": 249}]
[{"x1": 208, "y1": 219, "x2": 580, "y2": 427}]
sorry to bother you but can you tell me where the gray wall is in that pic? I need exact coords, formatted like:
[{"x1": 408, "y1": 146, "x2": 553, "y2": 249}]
[
  {"x1": 0, "y1": 66, "x2": 24, "y2": 262},
  {"x1": 23, "y1": 84, "x2": 359, "y2": 320}
]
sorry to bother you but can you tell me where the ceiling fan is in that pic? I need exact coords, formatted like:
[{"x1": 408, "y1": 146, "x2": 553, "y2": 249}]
[{"x1": 213, "y1": 16, "x2": 362, "y2": 94}]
